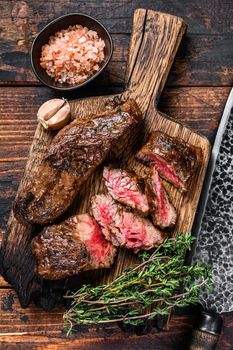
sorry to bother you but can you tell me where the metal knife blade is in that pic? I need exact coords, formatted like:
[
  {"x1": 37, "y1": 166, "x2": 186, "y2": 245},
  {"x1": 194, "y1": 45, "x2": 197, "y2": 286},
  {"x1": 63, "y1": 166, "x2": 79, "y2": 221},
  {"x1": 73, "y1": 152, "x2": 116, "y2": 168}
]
[{"x1": 191, "y1": 87, "x2": 233, "y2": 314}]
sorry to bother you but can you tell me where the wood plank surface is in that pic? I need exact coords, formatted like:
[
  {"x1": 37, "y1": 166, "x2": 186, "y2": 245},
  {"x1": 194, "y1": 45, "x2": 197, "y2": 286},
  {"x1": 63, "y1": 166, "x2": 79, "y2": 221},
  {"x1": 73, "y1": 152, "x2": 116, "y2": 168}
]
[
  {"x1": 1, "y1": 33, "x2": 233, "y2": 87},
  {"x1": 0, "y1": 1, "x2": 232, "y2": 86},
  {"x1": 0, "y1": 0, "x2": 233, "y2": 349},
  {"x1": 0, "y1": 289, "x2": 232, "y2": 350},
  {"x1": 0, "y1": 86, "x2": 229, "y2": 250},
  {"x1": 2, "y1": 9, "x2": 198, "y2": 308},
  {"x1": 0, "y1": 0, "x2": 232, "y2": 36}
]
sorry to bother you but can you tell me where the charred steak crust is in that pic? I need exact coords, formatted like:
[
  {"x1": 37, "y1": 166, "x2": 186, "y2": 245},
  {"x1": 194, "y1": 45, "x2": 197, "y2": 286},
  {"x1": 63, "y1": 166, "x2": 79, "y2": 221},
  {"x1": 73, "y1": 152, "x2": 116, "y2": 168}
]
[
  {"x1": 103, "y1": 167, "x2": 149, "y2": 216},
  {"x1": 136, "y1": 131, "x2": 202, "y2": 191},
  {"x1": 146, "y1": 169, "x2": 177, "y2": 229},
  {"x1": 14, "y1": 99, "x2": 142, "y2": 225},
  {"x1": 32, "y1": 217, "x2": 89, "y2": 280},
  {"x1": 32, "y1": 214, "x2": 116, "y2": 280}
]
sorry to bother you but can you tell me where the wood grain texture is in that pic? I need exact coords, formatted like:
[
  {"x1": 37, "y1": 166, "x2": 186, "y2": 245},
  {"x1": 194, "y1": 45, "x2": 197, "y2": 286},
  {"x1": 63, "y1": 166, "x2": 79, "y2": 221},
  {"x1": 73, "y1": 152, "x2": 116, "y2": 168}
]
[
  {"x1": 0, "y1": 2, "x2": 233, "y2": 349},
  {"x1": 0, "y1": 85, "x2": 228, "y2": 261},
  {"x1": 0, "y1": 1, "x2": 232, "y2": 86},
  {"x1": 0, "y1": 86, "x2": 228, "y2": 279},
  {"x1": 1, "y1": 34, "x2": 233, "y2": 87},
  {"x1": 0, "y1": 8, "x2": 212, "y2": 315},
  {"x1": 0, "y1": 0, "x2": 232, "y2": 37},
  {"x1": 0, "y1": 289, "x2": 232, "y2": 350}
]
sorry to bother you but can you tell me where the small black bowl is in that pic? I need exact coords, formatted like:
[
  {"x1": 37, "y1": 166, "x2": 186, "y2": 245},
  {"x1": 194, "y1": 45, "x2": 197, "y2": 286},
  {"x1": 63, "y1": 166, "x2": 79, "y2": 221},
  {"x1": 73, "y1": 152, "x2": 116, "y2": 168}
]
[{"x1": 31, "y1": 13, "x2": 113, "y2": 91}]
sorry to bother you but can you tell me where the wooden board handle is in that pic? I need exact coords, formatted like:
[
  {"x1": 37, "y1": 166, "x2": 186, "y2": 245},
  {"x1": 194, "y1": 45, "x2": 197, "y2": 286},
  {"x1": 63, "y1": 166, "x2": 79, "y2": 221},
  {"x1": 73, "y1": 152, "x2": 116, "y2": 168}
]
[
  {"x1": 123, "y1": 9, "x2": 186, "y2": 111},
  {"x1": 189, "y1": 329, "x2": 219, "y2": 350}
]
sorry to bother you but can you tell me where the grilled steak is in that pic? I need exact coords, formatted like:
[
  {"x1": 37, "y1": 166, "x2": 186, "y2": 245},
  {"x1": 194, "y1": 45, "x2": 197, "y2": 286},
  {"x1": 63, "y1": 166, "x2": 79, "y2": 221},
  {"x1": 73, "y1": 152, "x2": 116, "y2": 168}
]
[
  {"x1": 92, "y1": 194, "x2": 163, "y2": 251},
  {"x1": 146, "y1": 169, "x2": 177, "y2": 228},
  {"x1": 136, "y1": 131, "x2": 202, "y2": 192},
  {"x1": 103, "y1": 167, "x2": 149, "y2": 215},
  {"x1": 14, "y1": 99, "x2": 142, "y2": 225},
  {"x1": 32, "y1": 213, "x2": 116, "y2": 280}
]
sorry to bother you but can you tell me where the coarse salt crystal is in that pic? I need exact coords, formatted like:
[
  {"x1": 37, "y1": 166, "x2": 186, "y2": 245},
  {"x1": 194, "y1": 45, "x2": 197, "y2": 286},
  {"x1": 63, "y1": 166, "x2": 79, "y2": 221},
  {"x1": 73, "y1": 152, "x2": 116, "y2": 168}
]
[{"x1": 40, "y1": 24, "x2": 105, "y2": 85}]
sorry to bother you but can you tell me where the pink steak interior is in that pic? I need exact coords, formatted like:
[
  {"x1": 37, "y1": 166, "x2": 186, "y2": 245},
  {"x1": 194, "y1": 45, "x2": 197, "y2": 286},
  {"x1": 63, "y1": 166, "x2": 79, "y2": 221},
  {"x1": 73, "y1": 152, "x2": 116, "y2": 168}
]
[
  {"x1": 153, "y1": 171, "x2": 168, "y2": 221},
  {"x1": 103, "y1": 167, "x2": 149, "y2": 213},
  {"x1": 77, "y1": 214, "x2": 114, "y2": 264},
  {"x1": 119, "y1": 212, "x2": 146, "y2": 248},
  {"x1": 148, "y1": 155, "x2": 184, "y2": 190}
]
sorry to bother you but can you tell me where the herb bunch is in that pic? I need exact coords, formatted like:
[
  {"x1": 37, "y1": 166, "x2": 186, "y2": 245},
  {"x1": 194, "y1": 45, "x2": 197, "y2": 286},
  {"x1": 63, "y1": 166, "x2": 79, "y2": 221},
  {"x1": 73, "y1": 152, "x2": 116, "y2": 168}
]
[{"x1": 64, "y1": 233, "x2": 211, "y2": 334}]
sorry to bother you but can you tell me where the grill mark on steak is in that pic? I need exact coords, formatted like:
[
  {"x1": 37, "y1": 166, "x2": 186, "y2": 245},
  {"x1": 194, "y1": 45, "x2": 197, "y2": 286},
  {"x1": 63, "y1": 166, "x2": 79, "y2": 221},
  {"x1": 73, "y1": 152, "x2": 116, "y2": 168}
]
[
  {"x1": 103, "y1": 167, "x2": 149, "y2": 216},
  {"x1": 92, "y1": 194, "x2": 163, "y2": 252},
  {"x1": 146, "y1": 169, "x2": 177, "y2": 228},
  {"x1": 32, "y1": 214, "x2": 116, "y2": 280},
  {"x1": 136, "y1": 131, "x2": 202, "y2": 192},
  {"x1": 13, "y1": 99, "x2": 142, "y2": 225}
]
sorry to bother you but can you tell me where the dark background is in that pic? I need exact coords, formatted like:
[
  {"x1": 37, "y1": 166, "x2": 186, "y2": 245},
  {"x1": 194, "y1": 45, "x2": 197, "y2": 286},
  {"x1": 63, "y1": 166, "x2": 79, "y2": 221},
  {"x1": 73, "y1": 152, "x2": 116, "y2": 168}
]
[{"x1": 0, "y1": 0, "x2": 232, "y2": 349}]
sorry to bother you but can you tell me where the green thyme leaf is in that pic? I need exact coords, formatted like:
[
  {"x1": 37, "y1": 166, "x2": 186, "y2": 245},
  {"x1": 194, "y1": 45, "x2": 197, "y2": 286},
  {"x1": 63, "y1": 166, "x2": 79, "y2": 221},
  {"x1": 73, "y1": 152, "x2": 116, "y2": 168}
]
[{"x1": 63, "y1": 233, "x2": 211, "y2": 335}]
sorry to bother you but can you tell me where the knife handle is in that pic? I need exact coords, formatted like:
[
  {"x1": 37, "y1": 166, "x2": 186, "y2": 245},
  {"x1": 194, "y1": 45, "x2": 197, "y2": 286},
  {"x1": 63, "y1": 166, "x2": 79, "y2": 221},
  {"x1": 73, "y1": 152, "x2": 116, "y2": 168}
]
[
  {"x1": 189, "y1": 329, "x2": 219, "y2": 350},
  {"x1": 188, "y1": 310, "x2": 223, "y2": 350}
]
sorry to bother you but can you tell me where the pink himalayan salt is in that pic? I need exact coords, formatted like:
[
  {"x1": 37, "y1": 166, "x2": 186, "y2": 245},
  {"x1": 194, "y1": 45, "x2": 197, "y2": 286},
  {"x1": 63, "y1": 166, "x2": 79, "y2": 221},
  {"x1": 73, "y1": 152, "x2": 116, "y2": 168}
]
[{"x1": 40, "y1": 24, "x2": 105, "y2": 85}]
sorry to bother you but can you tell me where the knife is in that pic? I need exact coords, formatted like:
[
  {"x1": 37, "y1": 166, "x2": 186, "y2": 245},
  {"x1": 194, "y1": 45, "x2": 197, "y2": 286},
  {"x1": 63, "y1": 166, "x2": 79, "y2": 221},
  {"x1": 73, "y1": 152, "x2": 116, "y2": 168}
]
[{"x1": 187, "y1": 87, "x2": 233, "y2": 350}]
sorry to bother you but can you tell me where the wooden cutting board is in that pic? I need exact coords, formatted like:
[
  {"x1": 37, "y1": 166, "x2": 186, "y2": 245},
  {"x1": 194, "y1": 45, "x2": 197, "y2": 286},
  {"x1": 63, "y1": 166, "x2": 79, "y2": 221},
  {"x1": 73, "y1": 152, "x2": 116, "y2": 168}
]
[{"x1": 0, "y1": 9, "x2": 211, "y2": 312}]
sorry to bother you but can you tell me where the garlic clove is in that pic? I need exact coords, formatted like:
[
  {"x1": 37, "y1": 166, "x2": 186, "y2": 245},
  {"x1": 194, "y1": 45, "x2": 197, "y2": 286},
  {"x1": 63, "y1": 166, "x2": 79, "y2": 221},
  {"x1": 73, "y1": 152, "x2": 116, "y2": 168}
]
[
  {"x1": 37, "y1": 98, "x2": 65, "y2": 121},
  {"x1": 46, "y1": 102, "x2": 71, "y2": 130}
]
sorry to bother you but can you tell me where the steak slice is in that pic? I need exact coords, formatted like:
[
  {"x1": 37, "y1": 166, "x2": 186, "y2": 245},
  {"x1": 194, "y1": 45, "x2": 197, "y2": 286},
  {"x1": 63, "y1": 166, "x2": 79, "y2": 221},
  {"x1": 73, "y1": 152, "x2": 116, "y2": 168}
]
[
  {"x1": 32, "y1": 213, "x2": 116, "y2": 280},
  {"x1": 146, "y1": 169, "x2": 177, "y2": 228},
  {"x1": 91, "y1": 194, "x2": 120, "y2": 245},
  {"x1": 114, "y1": 211, "x2": 164, "y2": 251},
  {"x1": 91, "y1": 194, "x2": 163, "y2": 251},
  {"x1": 136, "y1": 131, "x2": 202, "y2": 192},
  {"x1": 14, "y1": 99, "x2": 142, "y2": 225},
  {"x1": 103, "y1": 167, "x2": 149, "y2": 216}
]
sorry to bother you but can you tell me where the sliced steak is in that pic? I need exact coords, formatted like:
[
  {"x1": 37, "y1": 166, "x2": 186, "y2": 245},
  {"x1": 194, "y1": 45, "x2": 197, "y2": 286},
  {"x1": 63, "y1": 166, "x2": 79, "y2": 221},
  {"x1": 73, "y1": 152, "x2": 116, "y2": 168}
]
[
  {"x1": 14, "y1": 99, "x2": 142, "y2": 225},
  {"x1": 114, "y1": 211, "x2": 164, "y2": 251},
  {"x1": 103, "y1": 167, "x2": 149, "y2": 215},
  {"x1": 91, "y1": 194, "x2": 120, "y2": 245},
  {"x1": 146, "y1": 169, "x2": 177, "y2": 228},
  {"x1": 136, "y1": 131, "x2": 202, "y2": 192},
  {"x1": 92, "y1": 194, "x2": 163, "y2": 251},
  {"x1": 32, "y1": 213, "x2": 116, "y2": 280}
]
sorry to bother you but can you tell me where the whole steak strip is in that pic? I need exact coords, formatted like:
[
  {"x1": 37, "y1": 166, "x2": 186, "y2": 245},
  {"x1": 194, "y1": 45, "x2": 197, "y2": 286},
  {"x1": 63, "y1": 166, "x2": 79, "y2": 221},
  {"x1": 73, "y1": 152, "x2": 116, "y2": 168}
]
[
  {"x1": 146, "y1": 169, "x2": 177, "y2": 228},
  {"x1": 13, "y1": 99, "x2": 142, "y2": 225},
  {"x1": 32, "y1": 213, "x2": 116, "y2": 280},
  {"x1": 92, "y1": 194, "x2": 163, "y2": 251},
  {"x1": 103, "y1": 167, "x2": 149, "y2": 215},
  {"x1": 136, "y1": 131, "x2": 202, "y2": 192}
]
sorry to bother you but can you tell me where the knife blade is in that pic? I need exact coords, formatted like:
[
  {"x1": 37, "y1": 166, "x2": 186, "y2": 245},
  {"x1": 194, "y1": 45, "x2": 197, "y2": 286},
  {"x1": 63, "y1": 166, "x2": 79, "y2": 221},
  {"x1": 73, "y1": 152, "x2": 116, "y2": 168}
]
[{"x1": 188, "y1": 87, "x2": 233, "y2": 349}]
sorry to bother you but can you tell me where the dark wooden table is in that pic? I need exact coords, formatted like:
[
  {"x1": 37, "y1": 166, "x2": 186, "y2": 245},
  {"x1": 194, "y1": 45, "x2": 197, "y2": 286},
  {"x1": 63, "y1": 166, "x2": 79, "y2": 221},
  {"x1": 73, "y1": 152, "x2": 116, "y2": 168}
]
[{"x1": 0, "y1": 1, "x2": 233, "y2": 349}]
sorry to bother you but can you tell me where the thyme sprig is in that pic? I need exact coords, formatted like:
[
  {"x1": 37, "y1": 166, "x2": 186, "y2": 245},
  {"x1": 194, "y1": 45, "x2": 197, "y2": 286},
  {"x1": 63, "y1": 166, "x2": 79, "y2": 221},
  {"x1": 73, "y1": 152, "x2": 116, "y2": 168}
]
[{"x1": 64, "y1": 233, "x2": 211, "y2": 334}]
